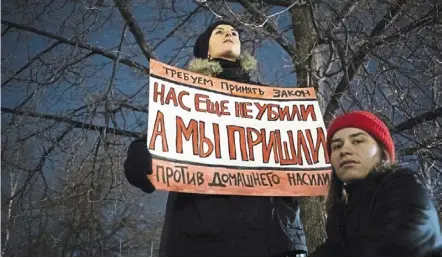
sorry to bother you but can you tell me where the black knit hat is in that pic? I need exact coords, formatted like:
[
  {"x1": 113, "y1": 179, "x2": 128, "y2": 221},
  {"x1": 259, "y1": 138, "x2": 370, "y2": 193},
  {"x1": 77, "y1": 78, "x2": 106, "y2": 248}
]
[{"x1": 193, "y1": 20, "x2": 238, "y2": 58}]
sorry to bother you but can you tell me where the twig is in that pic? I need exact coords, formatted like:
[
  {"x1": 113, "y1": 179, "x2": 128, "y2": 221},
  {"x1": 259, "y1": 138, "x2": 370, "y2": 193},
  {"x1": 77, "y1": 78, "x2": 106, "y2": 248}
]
[{"x1": 1, "y1": 20, "x2": 149, "y2": 74}]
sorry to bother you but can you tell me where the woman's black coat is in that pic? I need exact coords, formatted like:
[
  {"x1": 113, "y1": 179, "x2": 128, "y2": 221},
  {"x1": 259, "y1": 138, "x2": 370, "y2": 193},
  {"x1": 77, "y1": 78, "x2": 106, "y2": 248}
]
[{"x1": 312, "y1": 165, "x2": 442, "y2": 257}]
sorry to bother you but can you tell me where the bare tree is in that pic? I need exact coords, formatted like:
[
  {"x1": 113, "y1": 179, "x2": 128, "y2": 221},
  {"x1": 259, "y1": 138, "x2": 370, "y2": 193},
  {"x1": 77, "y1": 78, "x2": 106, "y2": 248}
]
[{"x1": 2, "y1": 0, "x2": 440, "y2": 254}]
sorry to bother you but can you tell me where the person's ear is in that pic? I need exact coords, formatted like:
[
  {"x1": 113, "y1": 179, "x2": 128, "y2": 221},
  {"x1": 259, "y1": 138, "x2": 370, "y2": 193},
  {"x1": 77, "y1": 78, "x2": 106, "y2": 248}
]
[{"x1": 382, "y1": 148, "x2": 391, "y2": 163}]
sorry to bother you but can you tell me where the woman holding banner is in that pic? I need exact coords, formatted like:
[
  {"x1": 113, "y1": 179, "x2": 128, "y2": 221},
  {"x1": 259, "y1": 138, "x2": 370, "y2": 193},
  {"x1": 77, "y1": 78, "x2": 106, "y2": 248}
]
[
  {"x1": 312, "y1": 111, "x2": 442, "y2": 256},
  {"x1": 124, "y1": 21, "x2": 308, "y2": 256}
]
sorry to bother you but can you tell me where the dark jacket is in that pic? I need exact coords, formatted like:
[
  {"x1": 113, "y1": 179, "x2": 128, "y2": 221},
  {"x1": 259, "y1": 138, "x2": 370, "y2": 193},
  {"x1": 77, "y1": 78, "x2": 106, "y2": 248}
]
[
  {"x1": 124, "y1": 56, "x2": 307, "y2": 256},
  {"x1": 311, "y1": 165, "x2": 442, "y2": 257}
]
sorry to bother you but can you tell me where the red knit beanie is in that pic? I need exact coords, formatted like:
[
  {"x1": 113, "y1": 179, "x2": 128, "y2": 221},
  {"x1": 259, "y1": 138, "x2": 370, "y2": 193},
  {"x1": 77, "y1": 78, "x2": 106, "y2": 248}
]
[{"x1": 326, "y1": 111, "x2": 395, "y2": 161}]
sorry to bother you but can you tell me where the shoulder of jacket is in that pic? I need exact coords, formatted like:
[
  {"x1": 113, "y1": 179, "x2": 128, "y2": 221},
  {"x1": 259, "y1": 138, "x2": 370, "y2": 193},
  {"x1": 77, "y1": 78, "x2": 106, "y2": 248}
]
[
  {"x1": 380, "y1": 165, "x2": 423, "y2": 188},
  {"x1": 374, "y1": 166, "x2": 432, "y2": 208}
]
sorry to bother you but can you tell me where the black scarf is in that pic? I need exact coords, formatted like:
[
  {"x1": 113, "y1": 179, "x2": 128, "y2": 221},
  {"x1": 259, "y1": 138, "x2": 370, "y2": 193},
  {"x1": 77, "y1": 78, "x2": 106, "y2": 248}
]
[{"x1": 212, "y1": 58, "x2": 251, "y2": 83}]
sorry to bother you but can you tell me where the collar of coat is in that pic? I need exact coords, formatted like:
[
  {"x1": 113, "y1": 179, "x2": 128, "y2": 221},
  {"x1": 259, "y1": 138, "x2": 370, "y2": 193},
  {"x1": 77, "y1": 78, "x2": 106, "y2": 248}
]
[
  {"x1": 369, "y1": 162, "x2": 401, "y2": 177},
  {"x1": 187, "y1": 52, "x2": 257, "y2": 77},
  {"x1": 344, "y1": 163, "x2": 413, "y2": 192}
]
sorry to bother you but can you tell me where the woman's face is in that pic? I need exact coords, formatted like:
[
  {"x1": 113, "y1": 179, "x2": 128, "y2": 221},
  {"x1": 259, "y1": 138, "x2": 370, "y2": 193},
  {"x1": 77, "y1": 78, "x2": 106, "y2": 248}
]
[
  {"x1": 330, "y1": 128, "x2": 383, "y2": 183},
  {"x1": 208, "y1": 24, "x2": 241, "y2": 61}
]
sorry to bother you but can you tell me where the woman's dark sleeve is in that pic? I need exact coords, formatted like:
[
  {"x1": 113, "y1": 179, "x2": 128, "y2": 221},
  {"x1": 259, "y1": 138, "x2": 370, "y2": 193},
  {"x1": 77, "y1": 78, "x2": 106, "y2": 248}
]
[
  {"x1": 123, "y1": 138, "x2": 155, "y2": 193},
  {"x1": 272, "y1": 197, "x2": 308, "y2": 254},
  {"x1": 359, "y1": 171, "x2": 442, "y2": 256}
]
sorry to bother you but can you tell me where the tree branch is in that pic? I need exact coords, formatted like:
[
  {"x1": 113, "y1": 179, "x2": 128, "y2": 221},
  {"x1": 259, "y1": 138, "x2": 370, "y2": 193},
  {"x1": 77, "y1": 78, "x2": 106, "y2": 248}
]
[
  {"x1": 393, "y1": 107, "x2": 442, "y2": 133},
  {"x1": 2, "y1": 41, "x2": 61, "y2": 87},
  {"x1": 323, "y1": 4, "x2": 435, "y2": 124},
  {"x1": 1, "y1": 20, "x2": 149, "y2": 74},
  {"x1": 237, "y1": 0, "x2": 297, "y2": 58},
  {"x1": 120, "y1": 103, "x2": 149, "y2": 114},
  {"x1": 369, "y1": 0, "x2": 409, "y2": 37},
  {"x1": 1, "y1": 107, "x2": 146, "y2": 138},
  {"x1": 114, "y1": 0, "x2": 159, "y2": 61},
  {"x1": 228, "y1": 0, "x2": 301, "y2": 7},
  {"x1": 330, "y1": 0, "x2": 360, "y2": 30},
  {"x1": 399, "y1": 141, "x2": 441, "y2": 158},
  {"x1": 152, "y1": 6, "x2": 202, "y2": 51},
  {"x1": 1, "y1": 25, "x2": 12, "y2": 36}
]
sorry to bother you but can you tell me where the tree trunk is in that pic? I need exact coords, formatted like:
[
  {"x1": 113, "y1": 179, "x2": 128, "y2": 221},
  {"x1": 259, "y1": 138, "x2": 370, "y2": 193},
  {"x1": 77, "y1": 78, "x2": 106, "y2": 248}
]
[
  {"x1": 297, "y1": 196, "x2": 327, "y2": 252},
  {"x1": 290, "y1": 4, "x2": 329, "y2": 252}
]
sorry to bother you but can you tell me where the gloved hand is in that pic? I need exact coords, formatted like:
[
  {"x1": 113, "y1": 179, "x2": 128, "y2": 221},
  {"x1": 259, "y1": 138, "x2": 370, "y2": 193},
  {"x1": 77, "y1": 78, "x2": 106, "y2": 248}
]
[{"x1": 123, "y1": 138, "x2": 155, "y2": 193}]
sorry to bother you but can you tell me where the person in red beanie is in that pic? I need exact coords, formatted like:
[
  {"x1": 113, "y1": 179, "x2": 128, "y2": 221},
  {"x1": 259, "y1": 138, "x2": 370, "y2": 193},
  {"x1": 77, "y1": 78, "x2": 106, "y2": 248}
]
[{"x1": 311, "y1": 111, "x2": 442, "y2": 257}]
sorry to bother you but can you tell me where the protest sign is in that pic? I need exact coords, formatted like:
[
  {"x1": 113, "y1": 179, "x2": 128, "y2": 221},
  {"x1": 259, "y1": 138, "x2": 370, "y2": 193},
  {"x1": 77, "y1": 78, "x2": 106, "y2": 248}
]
[{"x1": 146, "y1": 59, "x2": 332, "y2": 196}]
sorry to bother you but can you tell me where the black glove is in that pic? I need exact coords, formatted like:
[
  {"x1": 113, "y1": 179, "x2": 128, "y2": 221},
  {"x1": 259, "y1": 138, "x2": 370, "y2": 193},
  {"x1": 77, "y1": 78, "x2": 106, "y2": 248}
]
[{"x1": 123, "y1": 138, "x2": 155, "y2": 193}]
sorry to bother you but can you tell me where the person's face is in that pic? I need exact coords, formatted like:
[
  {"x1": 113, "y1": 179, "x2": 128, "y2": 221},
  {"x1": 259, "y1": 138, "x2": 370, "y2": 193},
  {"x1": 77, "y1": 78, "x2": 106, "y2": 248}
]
[
  {"x1": 208, "y1": 24, "x2": 241, "y2": 61},
  {"x1": 330, "y1": 128, "x2": 383, "y2": 183}
]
